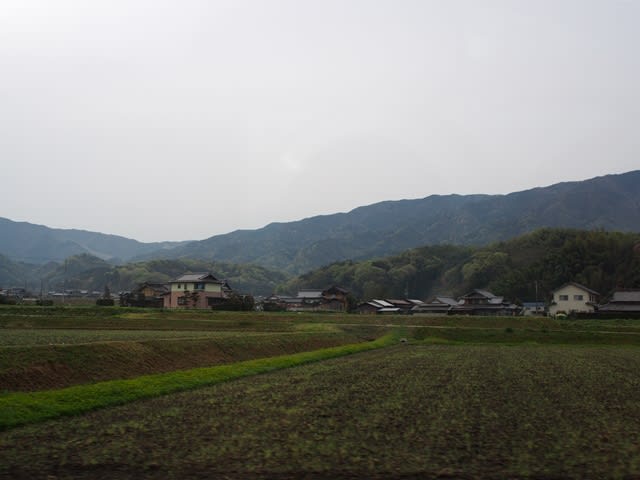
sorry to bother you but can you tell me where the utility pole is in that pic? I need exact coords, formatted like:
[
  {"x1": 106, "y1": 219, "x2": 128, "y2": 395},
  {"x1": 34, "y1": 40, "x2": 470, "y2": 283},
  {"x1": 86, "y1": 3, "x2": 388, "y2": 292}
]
[{"x1": 63, "y1": 259, "x2": 67, "y2": 305}]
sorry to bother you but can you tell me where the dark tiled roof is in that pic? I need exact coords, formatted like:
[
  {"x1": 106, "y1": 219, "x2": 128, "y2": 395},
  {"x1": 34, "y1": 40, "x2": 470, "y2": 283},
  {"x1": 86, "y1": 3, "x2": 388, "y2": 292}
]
[
  {"x1": 172, "y1": 272, "x2": 221, "y2": 283},
  {"x1": 611, "y1": 290, "x2": 640, "y2": 302},
  {"x1": 460, "y1": 289, "x2": 497, "y2": 299}
]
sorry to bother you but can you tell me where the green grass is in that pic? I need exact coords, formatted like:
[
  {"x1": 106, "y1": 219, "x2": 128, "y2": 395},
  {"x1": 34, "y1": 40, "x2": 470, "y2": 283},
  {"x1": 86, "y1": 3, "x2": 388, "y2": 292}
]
[
  {"x1": 0, "y1": 333, "x2": 397, "y2": 430},
  {"x1": 0, "y1": 328, "x2": 382, "y2": 393}
]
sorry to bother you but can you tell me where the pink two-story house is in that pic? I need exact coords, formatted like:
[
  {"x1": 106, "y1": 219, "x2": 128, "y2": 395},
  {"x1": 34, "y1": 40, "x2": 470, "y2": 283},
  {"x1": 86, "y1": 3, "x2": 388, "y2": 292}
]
[{"x1": 163, "y1": 272, "x2": 231, "y2": 309}]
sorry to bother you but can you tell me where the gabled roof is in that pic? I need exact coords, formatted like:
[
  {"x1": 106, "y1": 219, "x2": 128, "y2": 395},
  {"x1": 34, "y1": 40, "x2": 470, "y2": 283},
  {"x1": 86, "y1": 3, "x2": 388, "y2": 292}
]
[
  {"x1": 133, "y1": 282, "x2": 169, "y2": 295},
  {"x1": 297, "y1": 290, "x2": 323, "y2": 298},
  {"x1": 171, "y1": 272, "x2": 222, "y2": 283},
  {"x1": 407, "y1": 299, "x2": 426, "y2": 306},
  {"x1": 611, "y1": 290, "x2": 640, "y2": 303},
  {"x1": 357, "y1": 301, "x2": 382, "y2": 309},
  {"x1": 460, "y1": 289, "x2": 497, "y2": 300},
  {"x1": 371, "y1": 299, "x2": 395, "y2": 308},
  {"x1": 552, "y1": 282, "x2": 599, "y2": 296},
  {"x1": 423, "y1": 296, "x2": 458, "y2": 306},
  {"x1": 435, "y1": 296, "x2": 459, "y2": 306},
  {"x1": 385, "y1": 299, "x2": 413, "y2": 307},
  {"x1": 324, "y1": 286, "x2": 349, "y2": 295}
]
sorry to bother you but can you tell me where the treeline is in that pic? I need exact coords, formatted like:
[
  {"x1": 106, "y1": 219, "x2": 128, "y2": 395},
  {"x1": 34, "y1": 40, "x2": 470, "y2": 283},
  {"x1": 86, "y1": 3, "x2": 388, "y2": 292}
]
[
  {"x1": 104, "y1": 259, "x2": 288, "y2": 296},
  {"x1": 3, "y1": 255, "x2": 289, "y2": 297},
  {"x1": 4, "y1": 228, "x2": 640, "y2": 303},
  {"x1": 281, "y1": 229, "x2": 640, "y2": 302}
]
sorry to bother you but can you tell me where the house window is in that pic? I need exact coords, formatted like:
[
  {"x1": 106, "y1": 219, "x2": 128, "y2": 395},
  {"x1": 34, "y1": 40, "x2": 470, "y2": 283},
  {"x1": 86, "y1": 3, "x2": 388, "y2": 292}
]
[
  {"x1": 574, "y1": 295, "x2": 584, "y2": 301},
  {"x1": 177, "y1": 284, "x2": 181, "y2": 289},
  {"x1": 177, "y1": 296, "x2": 187, "y2": 306},
  {"x1": 194, "y1": 283, "x2": 204, "y2": 290},
  {"x1": 559, "y1": 295, "x2": 569, "y2": 301}
]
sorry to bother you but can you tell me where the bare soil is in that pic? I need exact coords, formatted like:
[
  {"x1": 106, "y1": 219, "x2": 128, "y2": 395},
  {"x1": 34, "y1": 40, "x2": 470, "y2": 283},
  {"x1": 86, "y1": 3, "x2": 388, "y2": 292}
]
[{"x1": 2, "y1": 344, "x2": 640, "y2": 479}]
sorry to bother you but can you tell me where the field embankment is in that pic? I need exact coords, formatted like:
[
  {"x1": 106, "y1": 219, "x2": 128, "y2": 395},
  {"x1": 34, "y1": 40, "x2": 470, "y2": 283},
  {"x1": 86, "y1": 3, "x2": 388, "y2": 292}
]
[
  {"x1": 0, "y1": 307, "x2": 385, "y2": 392},
  {"x1": 0, "y1": 334, "x2": 396, "y2": 430}
]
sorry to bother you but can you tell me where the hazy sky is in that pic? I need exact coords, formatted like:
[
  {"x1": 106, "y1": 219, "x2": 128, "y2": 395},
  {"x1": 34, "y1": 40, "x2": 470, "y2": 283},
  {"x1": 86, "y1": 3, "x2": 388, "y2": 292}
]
[{"x1": 1, "y1": 0, "x2": 638, "y2": 242}]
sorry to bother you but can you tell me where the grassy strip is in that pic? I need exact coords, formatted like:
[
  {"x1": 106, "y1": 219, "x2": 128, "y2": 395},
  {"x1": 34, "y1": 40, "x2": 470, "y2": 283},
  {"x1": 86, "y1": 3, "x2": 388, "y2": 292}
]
[{"x1": 0, "y1": 333, "x2": 397, "y2": 431}]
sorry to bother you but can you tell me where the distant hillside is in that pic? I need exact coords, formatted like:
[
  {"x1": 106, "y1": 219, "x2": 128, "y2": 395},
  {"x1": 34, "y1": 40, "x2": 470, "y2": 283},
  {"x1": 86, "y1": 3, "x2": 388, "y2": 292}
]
[
  {"x1": 0, "y1": 253, "x2": 35, "y2": 289},
  {"x1": 282, "y1": 229, "x2": 640, "y2": 302},
  {"x1": 0, "y1": 254, "x2": 288, "y2": 297},
  {"x1": 0, "y1": 218, "x2": 188, "y2": 264},
  {"x1": 140, "y1": 171, "x2": 640, "y2": 274}
]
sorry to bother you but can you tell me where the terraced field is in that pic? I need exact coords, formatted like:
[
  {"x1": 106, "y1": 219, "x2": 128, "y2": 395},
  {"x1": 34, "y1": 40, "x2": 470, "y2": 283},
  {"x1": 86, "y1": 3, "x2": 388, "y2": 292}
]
[{"x1": 0, "y1": 309, "x2": 377, "y2": 392}]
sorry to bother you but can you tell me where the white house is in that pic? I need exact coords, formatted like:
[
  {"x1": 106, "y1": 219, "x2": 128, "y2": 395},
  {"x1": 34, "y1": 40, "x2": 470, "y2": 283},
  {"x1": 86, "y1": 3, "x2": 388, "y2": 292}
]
[{"x1": 549, "y1": 282, "x2": 599, "y2": 317}]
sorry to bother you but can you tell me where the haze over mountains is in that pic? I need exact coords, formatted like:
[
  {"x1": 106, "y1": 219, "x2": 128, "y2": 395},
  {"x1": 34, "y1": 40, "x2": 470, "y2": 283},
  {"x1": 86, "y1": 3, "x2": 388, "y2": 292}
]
[
  {"x1": 0, "y1": 217, "x2": 188, "y2": 264},
  {"x1": 1, "y1": 171, "x2": 639, "y2": 275}
]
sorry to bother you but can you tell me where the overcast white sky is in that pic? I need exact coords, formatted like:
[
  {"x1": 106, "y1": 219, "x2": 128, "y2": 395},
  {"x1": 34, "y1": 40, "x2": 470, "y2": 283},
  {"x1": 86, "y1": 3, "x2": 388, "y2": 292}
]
[{"x1": 1, "y1": 0, "x2": 638, "y2": 242}]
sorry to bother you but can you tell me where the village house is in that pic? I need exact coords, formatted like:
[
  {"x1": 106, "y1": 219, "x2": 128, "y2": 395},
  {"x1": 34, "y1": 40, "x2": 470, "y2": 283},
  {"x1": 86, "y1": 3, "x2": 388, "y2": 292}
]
[
  {"x1": 548, "y1": 282, "x2": 599, "y2": 317},
  {"x1": 597, "y1": 289, "x2": 640, "y2": 318},
  {"x1": 356, "y1": 299, "x2": 400, "y2": 314},
  {"x1": 357, "y1": 291, "x2": 521, "y2": 316},
  {"x1": 163, "y1": 273, "x2": 232, "y2": 309},
  {"x1": 262, "y1": 286, "x2": 350, "y2": 312},
  {"x1": 384, "y1": 299, "x2": 422, "y2": 313},
  {"x1": 450, "y1": 289, "x2": 520, "y2": 316},
  {"x1": 411, "y1": 296, "x2": 458, "y2": 315},
  {"x1": 120, "y1": 282, "x2": 169, "y2": 308}
]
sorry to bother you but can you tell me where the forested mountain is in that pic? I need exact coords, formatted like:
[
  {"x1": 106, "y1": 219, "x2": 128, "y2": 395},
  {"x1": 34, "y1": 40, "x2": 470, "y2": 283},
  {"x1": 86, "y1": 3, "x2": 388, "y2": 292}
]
[
  {"x1": 2, "y1": 171, "x2": 639, "y2": 274},
  {"x1": 282, "y1": 229, "x2": 640, "y2": 303},
  {"x1": 0, "y1": 217, "x2": 187, "y2": 264},
  {"x1": 4, "y1": 229, "x2": 640, "y2": 302},
  {"x1": 0, "y1": 254, "x2": 288, "y2": 297},
  {"x1": 139, "y1": 171, "x2": 640, "y2": 274}
]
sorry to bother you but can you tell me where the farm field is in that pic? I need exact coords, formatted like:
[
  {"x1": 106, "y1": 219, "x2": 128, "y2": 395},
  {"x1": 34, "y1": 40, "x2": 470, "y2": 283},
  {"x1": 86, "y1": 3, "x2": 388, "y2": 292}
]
[
  {"x1": 0, "y1": 307, "x2": 382, "y2": 392},
  {"x1": 3, "y1": 344, "x2": 640, "y2": 479},
  {"x1": 3, "y1": 306, "x2": 640, "y2": 478}
]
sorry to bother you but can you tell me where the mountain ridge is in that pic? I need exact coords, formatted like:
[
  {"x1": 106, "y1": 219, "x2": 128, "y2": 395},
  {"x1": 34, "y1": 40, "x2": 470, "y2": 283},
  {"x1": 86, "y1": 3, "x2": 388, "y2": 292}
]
[
  {"x1": 136, "y1": 170, "x2": 640, "y2": 273},
  {"x1": 2, "y1": 170, "x2": 639, "y2": 272},
  {"x1": 0, "y1": 217, "x2": 189, "y2": 264}
]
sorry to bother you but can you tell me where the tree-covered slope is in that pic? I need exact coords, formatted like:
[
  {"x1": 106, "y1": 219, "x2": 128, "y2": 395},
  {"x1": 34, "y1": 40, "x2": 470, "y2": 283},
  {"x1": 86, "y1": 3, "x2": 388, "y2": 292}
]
[
  {"x1": 281, "y1": 229, "x2": 640, "y2": 302},
  {"x1": 143, "y1": 171, "x2": 640, "y2": 274},
  {"x1": 0, "y1": 254, "x2": 288, "y2": 297}
]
